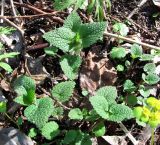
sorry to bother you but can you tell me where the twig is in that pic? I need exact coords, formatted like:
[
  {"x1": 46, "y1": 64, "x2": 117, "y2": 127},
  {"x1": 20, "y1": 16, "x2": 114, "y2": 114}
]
[
  {"x1": 2, "y1": 17, "x2": 24, "y2": 36},
  {"x1": 14, "y1": 2, "x2": 64, "y2": 23},
  {"x1": 119, "y1": 122, "x2": 139, "y2": 145},
  {"x1": 10, "y1": 0, "x2": 17, "y2": 16},
  {"x1": 0, "y1": 0, "x2": 4, "y2": 23},
  {"x1": 127, "y1": 0, "x2": 148, "y2": 19},
  {"x1": 104, "y1": 31, "x2": 160, "y2": 50},
  {"x1": 0, "y1": 13, "x2": 59, "y2": 19}
]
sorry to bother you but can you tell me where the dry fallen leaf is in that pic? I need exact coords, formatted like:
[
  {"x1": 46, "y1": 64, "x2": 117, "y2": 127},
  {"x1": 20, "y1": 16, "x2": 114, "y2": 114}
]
[{"x1": 80, "y1": 45, "x2": 117, "y2": 94}]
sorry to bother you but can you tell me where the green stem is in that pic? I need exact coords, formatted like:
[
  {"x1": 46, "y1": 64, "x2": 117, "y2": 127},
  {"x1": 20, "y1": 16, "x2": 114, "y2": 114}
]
[
  {"x1": 4, "y1": 113, "x2": 20, "y2": 129},
  {"x1": 151, "y1": 128, "x2": 154, "y2": 145}
]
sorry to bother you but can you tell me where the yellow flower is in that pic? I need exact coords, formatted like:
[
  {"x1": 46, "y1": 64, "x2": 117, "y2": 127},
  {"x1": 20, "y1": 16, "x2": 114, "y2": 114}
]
[{"x1": 146, "y1": 97, "x2": 157, "y2": 108}]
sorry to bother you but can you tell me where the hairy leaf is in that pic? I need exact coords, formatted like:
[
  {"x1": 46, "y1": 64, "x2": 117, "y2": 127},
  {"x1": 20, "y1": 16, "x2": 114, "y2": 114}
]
[
  {"x1": 13, "y1": 75, "x2": 36, "y2": 105},
  {"x1": 41, "y1": 121, "x2": 60, "y2": 140},
  {"x1": 110, "y1": 47, "x2": 126, "y2": 59},
  {"x1": 68, "y1": 108, "x2": 83, "y2": 120},
  {"x1": 79, "y1": 22, "x2": 106, "y2": 48},
  {"x1": 144, "y1": 63, "x2": 156, "y2": 74},
  {"x1": 130, "y1": 44, "x2": 142, "y2": 58},
  {"x1": 123, "y1": 79, "x2": 136, "y2": 93},
  {"x1": 60, "y1": 55, "x2": 82, "y2": 80},
  {"x1": 92, "y1": 122, "x2": 106, "y2": 137},
  {"x1": 51, "y1": 81, "x2": 75, "y2": 102},
  {"x1": 64, "y1": 12, "x2": 81, "y2": 32},
  {"x1": 89, "y1": 95, "x2": 109, "y2": 119},
  {"x1": 108, "y1": 104, "x2": 133, "y2": 122},
  {"x1": 113, "y1": 23, "x2": 129, "y2": 36},
  {"x1": 142, "y1": 73, "x2": 160, "y2": 85},
  {"x1": 43, "y1": 27, "x2": 75, "y2": 52},
  {"x1": 24, "y1": 97, "x2": 53, "y2": 128},
  {"x1": 95, "y1": 86, "x2": 117, "y2": 104}
]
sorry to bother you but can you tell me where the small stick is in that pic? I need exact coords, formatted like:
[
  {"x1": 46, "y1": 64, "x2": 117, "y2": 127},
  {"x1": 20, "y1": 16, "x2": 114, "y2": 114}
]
[
  {"x1": 10, "y1": 0, "x2": 17, "y2": 16},
  {"x1": 0, "y1": 13, "x2": 59, "y2": 19},
  {"x1": 119, "y1": 122, "x2": 139, "y2": 145},
  {"x1": 0, "y1": 0, "x2": 4, "y2": 23},
  {"x1": 127, "y1": 0, "x2": 148, "y2": 19},
  {"x1": 104, "y1": 31, "x2": 160, "y2": 50}
]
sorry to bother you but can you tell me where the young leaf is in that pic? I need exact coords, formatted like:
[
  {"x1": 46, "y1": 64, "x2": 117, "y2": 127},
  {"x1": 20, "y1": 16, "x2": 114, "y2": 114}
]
[
  {"x1": 0, "y1": 101, "x2": 6, "y2": 112},
  {"x1": 143, "y1": 63, "x2": 156, "y2": 74},
  {"x1": 62, "y1": 130, "x2": 92, "y2": 145},
  {"x1": 110, "y1": 47, "x2": 126, "y2": 59},
  {"x1": 41, "y1": 121, "x2": 60, "y2": 140},
  {"x1": 52, "y1": 107, "x2": 64, "y2": 117},
  {"x1": 139, "y1": 85, "x2": 150, "y2": 97},
  {"x1": 28, "y1": 128, "x2": 37, "y2": 138},
  {"x1": 44, "y1": 47, "x2": 58, "y2": 56},
  {"x1": 123, "y1": 80, "x2": 136, "y2": 93},
  {"x1": 79, "y1": 22, "x2": 106, "y2": 48},
  {"x1": 113, "y1": 23, "x2": 129, "y2": 36},
  {"x1": 54, "y1": 0, "x2": 76, "y2": 10},
  {"x1": 92, "y1": 122, "x2": 106, "y2": 137},
  {"x1": 43, "y1": 27, "x2": 75, "y2": 52},
  {"x1": 0, "y1": 62, "x2": 13, "y2": 72},
  {"x1": 140, "y1": 54, "x2": 154, "y2": 61},
  {"x1": 0, "y1": 52, "x2": 19, "y2": 61},
  {"x1": 89, "y1": 95, "x2": 109, "y2": 119},
  {"x1": 108, "y1": 103, "x2": 133, "y2": 122},
  {"x1": 24, "y1": 97, "x2": 53, "y2": 128},
  {"x1": 95, "y1": 86, "x2": 117, "y2": 104},
  {"x1": 130, "y1": 44, "x2": 142, "y2": 58},
  {"x1": 142, "y1": 73, "x2": 160, "y2": 85},
  {"x1": 13, "y1": 75, "x2": 36, "y2": 105},
  {"x1": 60, "y1": 55, "x2": 82, "y2": 80},
  {"x1": 64, "y1": 12, "x2": 81, "y2": 32},
  {"x1": 68, "y1": 108, "x2": 83, "y2": 120},
  {"x1": 116, "y1": 64, "x2": 124, "y2": 72},
  {"x1": 51, "y1": 81, "x2": 75, "y2": 102},
  {"x1": 0, "y1": 26, "x2": 15, "y2": 35}
]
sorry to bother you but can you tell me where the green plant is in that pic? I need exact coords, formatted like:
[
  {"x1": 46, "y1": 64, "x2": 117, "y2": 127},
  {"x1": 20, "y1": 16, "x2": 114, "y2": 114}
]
[
  {"x1": 0, "y1": 26, "x2": 19, "y2": 73},
  {"x1": 43, "y1": 12, "x2": 106, "y2": 80},
  {"x1": 87, "y1": 0, "x2": 111, "y2": 21},
  {"x1": 89, "y1": 86, "x2": 133, "y2": 122},
  {"x1": 133, "y1": 97, "x2": 160, "y2": 145}
]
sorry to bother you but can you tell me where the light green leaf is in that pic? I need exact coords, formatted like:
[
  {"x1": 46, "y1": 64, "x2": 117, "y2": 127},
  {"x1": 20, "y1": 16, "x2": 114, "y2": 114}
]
[
  {"x1": 108, "y1": 103, "x2": 133, "y2": 122},
  {"x1": 0, "y1": 52, "x2": 19, "y2": 61},
  {"x1": 0, "y1": 62, "x2": 13, "y2": 72},
  {"x1": 68, "y1": 108, "x2": 83, "y2": 120},
  {"x1": 24, "y1": 97, "x2": 53, "y2": 128},
  {"x1": 0, "y1": 26, "x2": 15, "y2": 35},
  {"x1": 89, "y1": 95, "x2": 109, "y2": 119},
  {"x1": 110, "y1": 47, "x2": 126, "y2": 59},
  {"x1": 113, "y1": 23, "x2": 129, "y2": 36},
  {"x1": 43, "y1": 27, "x2": 75, "y2": 52},
  {"x1": 44, "y1": 47, "x2": 58, "y2": 56},
  {"x1": 28, "y1": 128, "x2": 37, "y2": 138},
  {"x1": 95, "y1": 86, "x2": 117, "y2": 104},
  {"x1": 41, "y1": 121, "x2": 60, "y2": 140},
  {"x1": 123, "y1": 79, "x2": 136, "y2": 93},
  {"x1": 116, "y1": 64, "x2": 124, "y2": 72},
  {"x1": 144, "y1": 63, "x2": 156, "y2": 74},
  {"x1": 52, "y1": 107, "x2": 64, "y2": 117},
  {"x1": 79, "y1": 22, "x2": 107, "y2": 48},
  {"x1": 54, "y1": 0, "x2": 76, "y2": 10},
  {"x1": 138, "y1": 85, "x2": 150, "y2": 97},
  {"x1": 51, "y1": 81, "x2": 75, "y2": 102},
  {"x1": 140, "y1": 54, "x2": 154, "y2": 61},
  {"x1": 0, "y1": 101, "x2": 6, "y2": 112},
  {"x1": 130, "y1": 44, "x2": 142, "y2": 58},
  {"x1": 60, "y1": 55, "x2": 82, "y2": 80},
  {"x1": 92, "y1": 122, "x2": 106, "y2": 137},
  {"x1": 64, "y1": 12, "x2": 81, "y2": 32},
  {"x1": 142, "y1": 73, "x2": 160, "y2": 85},
  {"x1": 13, "y1": 75, "x2": 36, "y2": 105}
]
